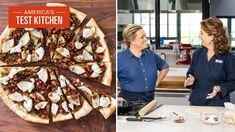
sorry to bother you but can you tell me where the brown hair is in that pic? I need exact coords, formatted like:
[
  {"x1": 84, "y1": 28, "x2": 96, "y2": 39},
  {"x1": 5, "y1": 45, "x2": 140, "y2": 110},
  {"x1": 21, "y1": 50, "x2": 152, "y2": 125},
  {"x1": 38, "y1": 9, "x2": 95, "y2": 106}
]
[
  {"x1": 201, "y1": 17, "x2": 230, "y2": 56},
  {"x1": 122, "y1": 24, "x2": 143, "y2": 47}
]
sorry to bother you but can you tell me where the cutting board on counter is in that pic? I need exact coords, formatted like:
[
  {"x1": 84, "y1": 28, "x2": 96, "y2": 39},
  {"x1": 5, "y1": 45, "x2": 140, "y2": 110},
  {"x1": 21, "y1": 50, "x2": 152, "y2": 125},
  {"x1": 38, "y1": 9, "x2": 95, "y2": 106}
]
[{"x1": 0, "y1": 0, "x2": 116, "y2": 132}]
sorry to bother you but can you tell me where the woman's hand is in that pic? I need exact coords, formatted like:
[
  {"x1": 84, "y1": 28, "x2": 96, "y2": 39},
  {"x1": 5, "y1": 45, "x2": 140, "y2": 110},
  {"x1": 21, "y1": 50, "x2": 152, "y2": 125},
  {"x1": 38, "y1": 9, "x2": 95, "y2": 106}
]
[
  {"x1": 184, "y1": 74, "x2": 195, "y2": 87},
  {"x1": 206, "y1": 86, "x2": 221, "y2": 99}
]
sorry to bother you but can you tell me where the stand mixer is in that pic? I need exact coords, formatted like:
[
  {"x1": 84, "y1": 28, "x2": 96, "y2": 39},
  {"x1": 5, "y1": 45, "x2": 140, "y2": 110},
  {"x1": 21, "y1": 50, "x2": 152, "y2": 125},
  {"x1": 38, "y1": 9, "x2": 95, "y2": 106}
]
[{"x1": 176, "y1": 43, "x2": 192, "y2": 65}]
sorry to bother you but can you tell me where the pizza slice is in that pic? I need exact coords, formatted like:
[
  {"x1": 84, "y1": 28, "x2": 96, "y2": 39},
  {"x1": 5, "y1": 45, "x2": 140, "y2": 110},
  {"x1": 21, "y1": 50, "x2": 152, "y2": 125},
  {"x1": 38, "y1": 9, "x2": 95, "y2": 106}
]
[
  {"x1": 46, "y1": 3, "x2": 87, "y2": 64},
  {"x1": 56, "y1": 73, "x2": 93, "y2": 120},
  {"x1": 0, "y1": 27, "x2": 47, "y2": 66},
  {"x1": 69, "y1": 62, "x2": 112, "y2": 86},
  {"x1": 0, "y1": 66, "x2": 51, "y2": 124},
  {"x1": 71, "y1": 18, "x2": 110, "y2": 63},
  {"x1": 70, "y1": 78, "x2": 116, "y2": 119},
  {"x1": 47, "y1": 69, "x2": 73, "y2": 122},
  {"x1": 53, "y1": 18, "x2": 110, "y2": 68}
]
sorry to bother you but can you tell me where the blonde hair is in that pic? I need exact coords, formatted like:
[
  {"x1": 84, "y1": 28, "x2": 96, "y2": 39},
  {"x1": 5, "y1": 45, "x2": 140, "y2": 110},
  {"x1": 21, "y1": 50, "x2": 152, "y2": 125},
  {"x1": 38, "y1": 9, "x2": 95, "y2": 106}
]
[
  {"x1": 122, "y1": 24, "x2": 143, "y2": 47},
  {"x1": 201, "y1": 17, "x2": 230, "y2": 56}
]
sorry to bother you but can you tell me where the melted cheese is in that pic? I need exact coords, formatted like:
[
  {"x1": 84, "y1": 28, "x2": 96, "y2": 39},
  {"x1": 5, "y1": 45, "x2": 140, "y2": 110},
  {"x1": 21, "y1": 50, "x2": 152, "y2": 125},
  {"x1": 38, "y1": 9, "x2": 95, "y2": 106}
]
[
  {"x1": 1, "y1": 39, "x2": 14, "y2": 53},
  {"x1": 85, "y1": 43, "x2": 93, "y2": 53},
  {"x1": 17, "y1": 80, "x2": 35, "y2": 93},
  {"x1": 37, "y1": 68, "x2": 48, "y2": 83},
  {"x1": 35, "y1": 101, "x2": 48, "y2": 110},
  {"x1": 90, "y1": 63, "x2": 102, "y2": 78},
  {"x1": 35, "y1": 92, "x2": 45, "y2": 101},
  {"x1": 92, "y1": 95, "x2": 100, "y2": 109},
  {"x1": 23, "y1": 96, "x2": 33, "y2": 112},
  {"x1": 51, "y1": 103, "x2": 59, "y2": 115},
  {"x1": 26, "y1": 54, "x2": 32, "y2": 62},
  {"x1": 48, "y1": 92, "x2": 61, "y2": 103},
  {"x1": 83, "y1": 26, "x2": 95, "y2": 38},
  {"x1": 55, "y1": 87, "x2": 63, "y2": 96},
  {"x1": 68, "y1": 103, "x2": 74, "y2": 110},
  {"x1": 95, "y1": 47, "x2": 105, "y2": 53},
  {"x1": 78, "y1": 86, "x2": 92, "y2": 96},
  {"x1": 56, "y1": 47, "x2": 70, "y2": 58},
  {"x1": 75, "y1": 41, "x2": 83, "y2": 50},
  {"x1": 10, "y1": 43, "x2": 22, "y2": 54},
  {"x1": 74, "y1": 55, "x2": 84, "y2": 62},
  {"x1": 99, "y1": 96, "x2": 111, "y2": 108},
  {"x1": 69, "y1": 65, "x2": 86, "y2": 75},
  {"x1": 35, "y1": 47, "x2": 45, "y2": 60},
  {"x1": 58, "y1": 36, "x2": 65, "y2": 44},
  {"x1": 82, "y1": 50, "x2": 93, "y2": 61},
  {"x1": 62, "y1": 101, "x2": 69, "y2": 112},
  {"x1": 0, "y1": 68, "x2": 18, "y2": 85},
  {"x1": 59, "y1": 75, "x2": 66, "y2": 87},
  {"x1": 21, "y1": 51, "x2": 27, "y2": 60},
  {"x1": 8, "y1": 92, "x2": 24, "y2": 102},
  {"x1": 18, "y1": 32, "x2": 30, "y2": 46}
]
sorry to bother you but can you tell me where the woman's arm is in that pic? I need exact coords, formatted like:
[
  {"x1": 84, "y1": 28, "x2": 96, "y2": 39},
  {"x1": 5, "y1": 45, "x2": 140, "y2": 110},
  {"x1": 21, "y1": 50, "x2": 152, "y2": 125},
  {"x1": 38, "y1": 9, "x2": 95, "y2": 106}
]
[
  {"x1": 219, "y1": 55, "x2": 235, "y2": 97},
  {"x1": 156, "y1": 67, "x2": 169, "y2": 87}
]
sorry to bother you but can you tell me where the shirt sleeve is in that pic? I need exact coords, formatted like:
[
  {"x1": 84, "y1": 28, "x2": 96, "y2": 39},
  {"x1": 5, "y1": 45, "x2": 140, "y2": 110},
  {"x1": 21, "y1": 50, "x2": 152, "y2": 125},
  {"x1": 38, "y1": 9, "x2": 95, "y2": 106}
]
[
  {"x1": 154, "y1": 52, "x2": 169, "y2": 71},
  {"x1": 186, "y1": 51, "x2": 196, "y2": 78},
  {"x1": 219, "y1": 55, "x2": 235, "y2": 97},
  {"x1": 117, "y1": 53, "x2": 123, "y2": 80},
  {"x1": 185, "y1": 49, "x2": 198, "y2": 88}
]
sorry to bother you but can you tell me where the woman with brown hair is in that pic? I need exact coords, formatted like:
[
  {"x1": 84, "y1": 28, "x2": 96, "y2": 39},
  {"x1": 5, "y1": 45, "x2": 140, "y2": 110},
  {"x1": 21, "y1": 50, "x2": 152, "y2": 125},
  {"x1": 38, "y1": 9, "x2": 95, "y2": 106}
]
[
  {"x1": 184, "y1": 17, "x2": 235, "y2": 106},
  {"x1": 118, "y1": 24, "x2": 169, "y2": 103}
]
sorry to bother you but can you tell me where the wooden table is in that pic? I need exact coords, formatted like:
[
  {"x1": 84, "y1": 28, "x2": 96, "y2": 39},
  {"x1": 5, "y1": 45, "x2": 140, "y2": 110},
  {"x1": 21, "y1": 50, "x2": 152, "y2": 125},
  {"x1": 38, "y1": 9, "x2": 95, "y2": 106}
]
[{"x1": 0, "y1": 0, "x2": 116, "y2": 132}]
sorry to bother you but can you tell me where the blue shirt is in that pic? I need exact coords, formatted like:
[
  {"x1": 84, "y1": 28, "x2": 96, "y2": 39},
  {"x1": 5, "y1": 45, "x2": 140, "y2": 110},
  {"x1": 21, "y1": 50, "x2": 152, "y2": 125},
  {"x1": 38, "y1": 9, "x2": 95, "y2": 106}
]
[
  {"x1": 118, "y1": 48, "x2": 169, "y2": 93},
  {"x1": 187, "y1": 46, "x2": 235, "y2": 106}
]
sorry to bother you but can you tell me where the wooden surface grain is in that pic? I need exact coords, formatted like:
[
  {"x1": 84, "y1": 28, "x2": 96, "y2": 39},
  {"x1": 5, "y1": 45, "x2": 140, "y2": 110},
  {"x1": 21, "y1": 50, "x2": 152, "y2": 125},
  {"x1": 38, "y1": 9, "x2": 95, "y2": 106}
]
[
  {"x1": 158, "y1": 76, "x2": 185, "y2": 89},
  {"x1": 0, "y1": 0, "x2": 116, "y2": 132}
]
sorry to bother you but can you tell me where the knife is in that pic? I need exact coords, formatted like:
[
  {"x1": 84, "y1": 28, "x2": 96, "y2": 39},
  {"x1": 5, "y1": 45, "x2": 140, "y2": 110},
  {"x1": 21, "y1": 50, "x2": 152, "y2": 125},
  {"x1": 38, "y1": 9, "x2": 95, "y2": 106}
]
[{"x1": 126, "y1": 116, "x2": 166, "y2": 122}]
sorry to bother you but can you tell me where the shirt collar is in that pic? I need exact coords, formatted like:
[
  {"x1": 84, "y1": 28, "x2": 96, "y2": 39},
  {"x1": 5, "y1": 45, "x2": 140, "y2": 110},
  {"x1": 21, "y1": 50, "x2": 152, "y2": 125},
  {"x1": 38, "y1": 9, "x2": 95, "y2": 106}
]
[{"x1": 126, "y1": 48, "x2": 147, "y2": 58}]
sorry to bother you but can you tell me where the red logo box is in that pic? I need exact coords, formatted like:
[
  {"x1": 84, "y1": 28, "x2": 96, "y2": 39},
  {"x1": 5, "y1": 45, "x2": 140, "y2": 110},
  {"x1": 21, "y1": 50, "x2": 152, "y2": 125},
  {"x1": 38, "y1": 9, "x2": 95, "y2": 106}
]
[{"x1": 8, "y1": 6, "x2": 70, "y2": 28}]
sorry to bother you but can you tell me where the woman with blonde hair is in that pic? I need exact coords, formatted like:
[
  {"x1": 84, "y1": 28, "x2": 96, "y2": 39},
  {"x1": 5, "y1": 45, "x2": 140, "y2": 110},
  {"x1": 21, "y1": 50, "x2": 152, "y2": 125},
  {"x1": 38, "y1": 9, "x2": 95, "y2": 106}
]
[
  {"x1": 185, "y1": 17, "x2": 235, "y2": 106},
  {"x1": 118, "y1": 24, "x2": 169, "y2": 102}
]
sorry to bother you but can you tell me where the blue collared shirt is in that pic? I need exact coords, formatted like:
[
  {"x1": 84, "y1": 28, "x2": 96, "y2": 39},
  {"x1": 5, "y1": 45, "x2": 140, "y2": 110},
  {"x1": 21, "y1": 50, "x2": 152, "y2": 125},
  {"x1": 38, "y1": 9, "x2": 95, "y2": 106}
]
[
  {"x1": 187, "y1": 46, "x2": 235, "y2": 106},
  {"x1": 118, "y1": 48, "x2": 169, "y2": 93}
]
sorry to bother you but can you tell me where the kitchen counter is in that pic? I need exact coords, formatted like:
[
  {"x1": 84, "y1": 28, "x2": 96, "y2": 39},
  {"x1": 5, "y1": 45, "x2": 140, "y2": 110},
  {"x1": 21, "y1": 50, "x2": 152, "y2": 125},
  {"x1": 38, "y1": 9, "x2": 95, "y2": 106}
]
[
  {"x1": 158, "y1": 76, "x2": 185, "y2": 89},
  {"x1": 117, "y1": 105, "x2": 235, "y2": 132},
  {"x1": 158, "y1": 68, "x2": 187, "y2": 89}
]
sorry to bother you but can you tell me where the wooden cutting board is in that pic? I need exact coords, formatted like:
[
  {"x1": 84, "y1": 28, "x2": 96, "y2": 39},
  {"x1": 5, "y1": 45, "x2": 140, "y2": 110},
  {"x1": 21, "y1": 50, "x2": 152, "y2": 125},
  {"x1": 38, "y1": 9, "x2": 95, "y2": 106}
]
[{"x1": 0, "y1": 0, "x2": 116, "y2": 132}]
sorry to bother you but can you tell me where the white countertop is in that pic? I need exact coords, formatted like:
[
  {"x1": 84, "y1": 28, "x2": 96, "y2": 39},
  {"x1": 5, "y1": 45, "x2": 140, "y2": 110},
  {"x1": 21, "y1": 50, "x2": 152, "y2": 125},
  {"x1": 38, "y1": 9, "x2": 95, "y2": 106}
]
[
  {"x1": 117, "y1": 105, "x2": 235, "y2": 132},
  {"x1": 168, "y1": 68, "x2": 188, "y2": 77}
]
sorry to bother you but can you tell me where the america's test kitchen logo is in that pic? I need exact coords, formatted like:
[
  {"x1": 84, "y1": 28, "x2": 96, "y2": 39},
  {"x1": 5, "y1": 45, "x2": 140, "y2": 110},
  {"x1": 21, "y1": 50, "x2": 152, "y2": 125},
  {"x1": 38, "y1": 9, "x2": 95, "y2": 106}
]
[{"x1": 8, "y1": 6, "x2": 70, "y2": 28}]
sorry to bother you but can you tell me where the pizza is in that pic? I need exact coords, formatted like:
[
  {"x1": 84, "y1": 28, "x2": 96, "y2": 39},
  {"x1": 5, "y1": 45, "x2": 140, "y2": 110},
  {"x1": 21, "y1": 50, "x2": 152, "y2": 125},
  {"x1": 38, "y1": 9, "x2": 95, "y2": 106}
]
[{"x1": 0, "y1": 3, "x2": 115, "y2": 124}]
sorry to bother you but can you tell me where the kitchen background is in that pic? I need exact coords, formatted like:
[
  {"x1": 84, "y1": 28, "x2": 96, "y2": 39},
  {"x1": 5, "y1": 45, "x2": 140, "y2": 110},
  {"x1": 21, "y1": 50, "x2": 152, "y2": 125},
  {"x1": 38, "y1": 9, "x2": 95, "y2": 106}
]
[{"x1": 117, "y1": 0, "x2": 235, "y2": 105}]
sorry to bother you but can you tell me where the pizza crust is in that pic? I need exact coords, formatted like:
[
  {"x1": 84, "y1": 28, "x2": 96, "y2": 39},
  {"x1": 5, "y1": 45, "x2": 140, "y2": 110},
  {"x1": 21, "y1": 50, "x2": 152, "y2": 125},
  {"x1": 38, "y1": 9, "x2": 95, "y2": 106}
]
[
  {"x1": 0, "y1": 26, "x2": 15, "y2": 53},
  {"x1": 86, "y1": 18, "x2": 105, "y2": 38},
  {"x1": 73, "y1": 100, "x2": 93, "y2": 119},
  {"x1": 46, "y1": 3, "x2": 87, "y2": 25},
  {"x1": 102, "y1": 62, "x2": 112, "y2": 86},
  {"x1": 53, "y1": 113, "x2": 73, "y2": 122},
  {"x1": 99, "y1": 97, "x2": 116, "y2": 119},
  {"x1": 0, "y1": 26, "x2": 17, "y2": 65},
  {"x1": 99, "y1": 38, "x2": 111, "y2": 63},
  {"x1": 0, "y1": 86, "x2": 49, "y2": 124}
]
